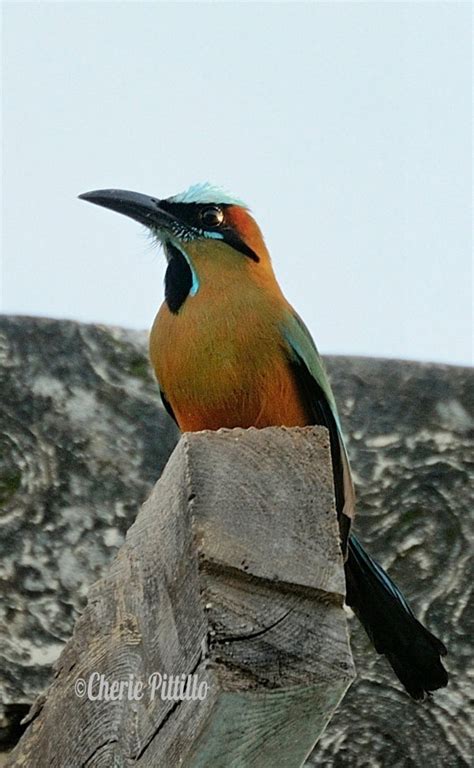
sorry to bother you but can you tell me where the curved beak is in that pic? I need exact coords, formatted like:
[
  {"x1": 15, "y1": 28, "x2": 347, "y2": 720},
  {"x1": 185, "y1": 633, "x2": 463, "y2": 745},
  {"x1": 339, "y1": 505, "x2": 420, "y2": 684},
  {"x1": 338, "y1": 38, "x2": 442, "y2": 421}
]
[{"x1": 78, "y1": 188, "x2": 176, "y2": 230}]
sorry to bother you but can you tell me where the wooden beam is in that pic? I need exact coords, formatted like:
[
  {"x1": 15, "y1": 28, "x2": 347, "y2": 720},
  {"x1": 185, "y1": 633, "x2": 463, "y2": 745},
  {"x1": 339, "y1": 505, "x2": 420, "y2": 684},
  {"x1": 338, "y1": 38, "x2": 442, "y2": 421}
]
[{"x1": 7, "y1": 427, "x2": 354, "y2": 768}]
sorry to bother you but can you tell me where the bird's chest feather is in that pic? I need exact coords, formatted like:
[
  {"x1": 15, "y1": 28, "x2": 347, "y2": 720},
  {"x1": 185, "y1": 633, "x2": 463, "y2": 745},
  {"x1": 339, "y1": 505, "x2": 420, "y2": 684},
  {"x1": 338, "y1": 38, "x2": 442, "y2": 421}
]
[{"x1": 149, "y1": 287, "x2": 309, "y2": 431}]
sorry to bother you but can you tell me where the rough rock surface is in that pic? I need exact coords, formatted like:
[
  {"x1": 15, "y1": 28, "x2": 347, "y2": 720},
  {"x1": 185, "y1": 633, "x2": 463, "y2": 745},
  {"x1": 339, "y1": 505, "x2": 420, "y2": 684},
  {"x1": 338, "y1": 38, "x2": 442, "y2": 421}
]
[
  {"x1": 0, "y1": 316, "x2": 472, "y2": 766},
  {"x1": 310, "y1": 354, "x2": 473, "y2": 768},
  {"x1": 0, "y1": 316, "x2": 178, "y2": 750}
]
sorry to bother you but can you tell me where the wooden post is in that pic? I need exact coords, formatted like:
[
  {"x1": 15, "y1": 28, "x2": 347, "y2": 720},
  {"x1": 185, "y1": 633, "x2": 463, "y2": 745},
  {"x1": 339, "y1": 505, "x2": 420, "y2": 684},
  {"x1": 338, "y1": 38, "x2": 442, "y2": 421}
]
[{"x1": 6, "y1": 427, "x2": 354, "y2": 768}]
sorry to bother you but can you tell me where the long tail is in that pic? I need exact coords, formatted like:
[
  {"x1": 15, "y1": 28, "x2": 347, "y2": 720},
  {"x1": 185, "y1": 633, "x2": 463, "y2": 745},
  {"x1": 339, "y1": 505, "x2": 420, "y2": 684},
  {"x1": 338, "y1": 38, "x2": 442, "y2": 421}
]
[{"x1": 345, "y1": 533, "x2": 448, "y2": 699}]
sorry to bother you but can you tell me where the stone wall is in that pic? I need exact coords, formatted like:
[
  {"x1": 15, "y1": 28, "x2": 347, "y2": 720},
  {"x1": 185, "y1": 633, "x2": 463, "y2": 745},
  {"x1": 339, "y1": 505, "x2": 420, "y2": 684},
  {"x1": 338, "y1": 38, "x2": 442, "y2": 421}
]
[{"x1": 0, "y1": 316, "x2": 472, "y2": 766}]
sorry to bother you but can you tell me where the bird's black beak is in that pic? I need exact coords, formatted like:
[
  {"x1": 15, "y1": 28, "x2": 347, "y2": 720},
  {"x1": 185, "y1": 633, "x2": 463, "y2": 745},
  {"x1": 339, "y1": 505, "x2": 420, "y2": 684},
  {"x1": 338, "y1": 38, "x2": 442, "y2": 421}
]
[{"x1": 78, "y1": 189, "x2": 176, "y2": 230}]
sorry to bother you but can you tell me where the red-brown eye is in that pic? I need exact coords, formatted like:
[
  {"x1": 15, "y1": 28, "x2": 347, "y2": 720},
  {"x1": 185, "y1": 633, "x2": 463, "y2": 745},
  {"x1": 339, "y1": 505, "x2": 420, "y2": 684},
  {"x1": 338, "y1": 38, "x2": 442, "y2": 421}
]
[{"x1": 200, "y1": 206, "x2": 224, "y2": 228}]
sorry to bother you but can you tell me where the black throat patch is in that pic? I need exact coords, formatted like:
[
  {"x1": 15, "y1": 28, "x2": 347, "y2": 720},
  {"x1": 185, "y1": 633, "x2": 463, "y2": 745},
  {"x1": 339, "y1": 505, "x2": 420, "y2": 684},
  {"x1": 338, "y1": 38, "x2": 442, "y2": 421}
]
[{"x1": 164, "y1": 243, "x2": 193, "y2": 314}]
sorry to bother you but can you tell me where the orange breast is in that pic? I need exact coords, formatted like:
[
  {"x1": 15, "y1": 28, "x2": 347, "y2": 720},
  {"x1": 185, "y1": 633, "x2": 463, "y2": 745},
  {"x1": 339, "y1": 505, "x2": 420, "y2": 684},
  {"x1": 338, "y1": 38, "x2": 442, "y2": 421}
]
[
  {"x1": 169, "y1": 354, "x2": 310, "y2": 432},
  {"x1": 149, "y1": 272, "x2": 310, "y2": 433}
]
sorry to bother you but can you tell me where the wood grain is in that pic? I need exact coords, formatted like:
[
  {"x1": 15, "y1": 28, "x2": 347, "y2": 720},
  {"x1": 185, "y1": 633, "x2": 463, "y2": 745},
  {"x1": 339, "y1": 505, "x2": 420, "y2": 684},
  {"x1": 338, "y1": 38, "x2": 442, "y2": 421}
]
[{"x1": 5, "y1": 428, "x2": 354, "y2": 767}]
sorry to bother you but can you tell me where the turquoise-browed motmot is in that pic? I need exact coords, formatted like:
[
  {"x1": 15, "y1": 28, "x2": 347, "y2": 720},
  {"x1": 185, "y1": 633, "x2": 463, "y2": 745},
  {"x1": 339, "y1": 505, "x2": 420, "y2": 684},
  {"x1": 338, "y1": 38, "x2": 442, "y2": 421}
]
[{"x1": 79, "y1": 182, "x2": 448, "y2": 700}]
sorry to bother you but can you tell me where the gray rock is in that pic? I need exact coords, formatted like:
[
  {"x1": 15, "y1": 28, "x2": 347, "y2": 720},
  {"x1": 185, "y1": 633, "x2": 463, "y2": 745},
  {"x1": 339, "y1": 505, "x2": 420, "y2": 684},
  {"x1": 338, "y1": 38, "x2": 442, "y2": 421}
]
[
  {"x1": 0, "y1": 316, "x2": 472, "y2": 765},
  {"x1": 311, "y1": 356, "x2": 473, "y2": 768},
  {"x1": 0, "y1": 316, "x2": 178, "y2": 749}
]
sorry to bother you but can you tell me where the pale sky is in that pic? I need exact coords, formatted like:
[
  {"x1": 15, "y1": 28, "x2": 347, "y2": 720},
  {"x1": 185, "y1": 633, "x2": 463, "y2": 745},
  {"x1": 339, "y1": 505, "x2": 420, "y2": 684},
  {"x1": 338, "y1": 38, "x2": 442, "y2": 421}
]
[{"x1": 2, "y1": 2, "x2": 472, "y2": 365}]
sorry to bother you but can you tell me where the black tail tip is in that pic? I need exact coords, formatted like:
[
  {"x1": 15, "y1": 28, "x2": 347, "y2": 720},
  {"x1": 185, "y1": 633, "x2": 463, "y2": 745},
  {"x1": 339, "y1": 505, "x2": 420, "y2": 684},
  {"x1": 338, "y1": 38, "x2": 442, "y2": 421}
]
[
  {"x1": 346, "y1": 534, "x2": 449, "y2": 700},
  {"x1": 388, "y1": 651, "x2": 449, "y2": 701}
]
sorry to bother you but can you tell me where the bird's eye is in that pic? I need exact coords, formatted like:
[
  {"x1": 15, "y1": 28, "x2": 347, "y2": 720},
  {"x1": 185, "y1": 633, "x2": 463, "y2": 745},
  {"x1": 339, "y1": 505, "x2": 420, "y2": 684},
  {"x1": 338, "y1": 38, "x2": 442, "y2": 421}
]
[{"x1": 200, "y1": 206, "x2": 224, "y2": 228}]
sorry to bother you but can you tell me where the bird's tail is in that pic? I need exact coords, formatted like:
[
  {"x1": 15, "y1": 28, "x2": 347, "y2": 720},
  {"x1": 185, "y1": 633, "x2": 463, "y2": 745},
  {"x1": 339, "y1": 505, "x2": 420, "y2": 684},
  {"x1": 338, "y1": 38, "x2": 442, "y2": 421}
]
[{"x1": 345, "y1": 533, "x2": 448, "y2": 699}]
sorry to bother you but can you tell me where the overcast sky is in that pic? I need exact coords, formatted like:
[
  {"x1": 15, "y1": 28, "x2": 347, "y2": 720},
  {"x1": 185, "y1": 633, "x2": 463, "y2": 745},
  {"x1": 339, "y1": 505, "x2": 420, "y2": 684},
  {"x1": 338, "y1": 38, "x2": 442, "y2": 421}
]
[{"x1": 2, "y1": 2, "x2": 472, "y2": 366}]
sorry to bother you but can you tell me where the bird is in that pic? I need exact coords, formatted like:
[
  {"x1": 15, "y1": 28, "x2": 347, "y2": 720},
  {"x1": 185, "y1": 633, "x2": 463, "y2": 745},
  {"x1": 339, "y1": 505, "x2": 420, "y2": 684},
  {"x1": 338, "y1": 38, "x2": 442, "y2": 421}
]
[{"x1": 79, "y1": 182, "x2": 448, "y2": 700}]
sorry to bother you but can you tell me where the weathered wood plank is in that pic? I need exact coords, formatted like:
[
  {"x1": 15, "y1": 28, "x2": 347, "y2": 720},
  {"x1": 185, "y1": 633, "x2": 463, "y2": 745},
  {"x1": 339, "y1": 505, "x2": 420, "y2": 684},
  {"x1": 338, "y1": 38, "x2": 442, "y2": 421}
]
[{"x1": 6, "y1": 427, "x2": 354, "y2": 767}]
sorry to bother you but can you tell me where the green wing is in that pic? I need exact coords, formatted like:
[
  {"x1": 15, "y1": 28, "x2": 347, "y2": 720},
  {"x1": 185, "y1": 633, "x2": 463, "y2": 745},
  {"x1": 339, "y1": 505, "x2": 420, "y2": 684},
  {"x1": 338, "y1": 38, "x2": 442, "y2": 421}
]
[
  {"x1": 280, "y1": 310, "x2": 355, "y2": 548},
  {"x1": 281, "y1": 311, "x2": 341, "y2": 422}
]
